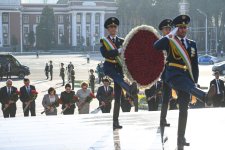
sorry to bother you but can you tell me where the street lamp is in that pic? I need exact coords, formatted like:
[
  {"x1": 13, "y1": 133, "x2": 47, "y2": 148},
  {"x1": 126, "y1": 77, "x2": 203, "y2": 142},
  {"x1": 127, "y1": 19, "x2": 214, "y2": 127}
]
[
  {"x1": 179, "y1": 0, "x2": 190, "y2": 14},
  {"x1": 197, "y1": 9, "x2": 208, "y2": 54}
]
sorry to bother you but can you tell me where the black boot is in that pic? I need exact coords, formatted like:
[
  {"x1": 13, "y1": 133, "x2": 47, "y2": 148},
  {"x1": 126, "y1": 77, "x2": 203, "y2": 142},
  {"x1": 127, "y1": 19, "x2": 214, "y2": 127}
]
[
  {"x1": 160, "y1": 104, "x2": 170, "y2": 127},
  {"x1": 113, "y1": 101, "x2": 122, "y2": 130},
  {"x1": 160, "y1": 118, "x2": 170, "y2": 127},
  {"x1": 190, "y1": 85, "x2": 216, "y2": 105},
  {"x1": 113, "y1": 120, "x2": 123, "y2": 130},
  {"x1": 177, "y1": 136, "x2": 190, "y2": 147}
]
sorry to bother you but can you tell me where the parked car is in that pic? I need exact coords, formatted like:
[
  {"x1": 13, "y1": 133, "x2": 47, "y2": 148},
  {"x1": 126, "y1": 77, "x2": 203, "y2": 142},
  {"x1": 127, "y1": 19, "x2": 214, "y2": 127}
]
[
  {"x1": 0, "y1": 54, "x2": 30, "y2": 79},
  {"x1": 198, "y1": 54, "x2": 220, "y2": 65},
  {"x1": 212, "y1": 61, "x2": 225, "y2": 75}
]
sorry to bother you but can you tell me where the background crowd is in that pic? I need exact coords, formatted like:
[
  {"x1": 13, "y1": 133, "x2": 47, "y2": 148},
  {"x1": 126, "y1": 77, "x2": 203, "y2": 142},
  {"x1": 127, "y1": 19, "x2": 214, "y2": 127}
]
[{"x1": 0, "y1": 60, "x2": 224, "y2": 118}]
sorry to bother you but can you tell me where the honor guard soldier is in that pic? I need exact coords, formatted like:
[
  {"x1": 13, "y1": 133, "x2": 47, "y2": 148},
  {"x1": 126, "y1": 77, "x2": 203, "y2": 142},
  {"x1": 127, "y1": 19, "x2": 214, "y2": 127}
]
[
  {"x1": 89, "y1": 69, "x2": 95, "y2": 93},
  {"x1": 100, "y1": 17, "x2": 138, "y2": 130},
  {"x1": 60, "y1": 63, "x2": 65, "y2": 86},
  {"x1": 158, "y1": 19, "x2": 173, "y2": 127},
  {"x1": 44, "y1": 63, "x2": 49, "y2": 80},
  {"x1": 49, "y1": 60, "x2": 53, "y2": 81},
  {"x1": 71, "y1": 68, "x2": 75, "y2": 90},
  {"x1": 154, "y1": 15, "x2": 215, "y2": 149}
]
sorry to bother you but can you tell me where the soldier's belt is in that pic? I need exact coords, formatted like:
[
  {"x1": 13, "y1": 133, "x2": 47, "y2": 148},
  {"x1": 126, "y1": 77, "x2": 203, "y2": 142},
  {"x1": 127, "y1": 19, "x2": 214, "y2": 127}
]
[
  {"x1": 105, "y1": 59, "x2": 117, "y2": 64},
  {"x1": 168, "y1": 63, "x2": 188, "y2": 71}
]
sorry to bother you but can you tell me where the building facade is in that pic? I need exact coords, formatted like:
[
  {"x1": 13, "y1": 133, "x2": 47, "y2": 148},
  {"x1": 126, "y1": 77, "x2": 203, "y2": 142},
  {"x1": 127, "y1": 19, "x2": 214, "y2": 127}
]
[{"x1": 0, "y1": 0, "x2": 117, "y2": 50}]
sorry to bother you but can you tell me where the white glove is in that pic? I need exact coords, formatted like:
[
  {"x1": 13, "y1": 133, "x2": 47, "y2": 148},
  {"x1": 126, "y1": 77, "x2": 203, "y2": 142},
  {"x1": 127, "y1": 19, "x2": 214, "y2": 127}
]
[
  {"x1": 166, "y1": 27, "x2": 178, "y2": 39},
  {"x1": 118, "y1": 48, "x2": 123, "y2": 53}
]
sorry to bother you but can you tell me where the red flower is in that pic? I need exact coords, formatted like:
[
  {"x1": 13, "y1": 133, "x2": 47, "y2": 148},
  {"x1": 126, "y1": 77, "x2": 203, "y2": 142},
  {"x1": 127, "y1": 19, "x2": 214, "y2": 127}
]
[
  {"x1": 89, "y1": 93, "x2": 96, "y2": 98},
  {"x1": 31, "y1": 90, "x2": 38, "y2": 95},
  {"x1": 73, "y1": 96, "x2": 79, "y2": 101},
  {"x1": 124, "y1": 30, "x2": 164, "y2": 86},
  {"x1": 16, "y1": 90, "x2": 21, "y2": 95},
  {"x1": 58, "y1": 99, "x2": 63, "y2": 104}
]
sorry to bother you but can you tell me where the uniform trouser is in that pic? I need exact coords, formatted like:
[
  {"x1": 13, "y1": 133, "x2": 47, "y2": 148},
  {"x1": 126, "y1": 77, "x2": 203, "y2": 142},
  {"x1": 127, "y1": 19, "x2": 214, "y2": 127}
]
[
  {"x1": 45, "y1": 72, "x2": 49, "y2": 79},
  {"x1": 2, "y1": 104, "x2": 16, "y2": 118},
  {"x1": 61, "y1": 75, "x2": 65, "y2": 85},
  {"x1": 23, "y1": 102, "x2": 36, "y2": 117},
  {"x1": 71, "y1": 78, "x2": 75, "y2": 90},
  {"x1": 104, "y1": 63, "x2": 130, "y2": 124},
  {"x1": 160, "y1": 82, "x2": 172, "y2": 123},
  {"x1": 90, "y1": 83, "x2": 95, "y2": 93},
  {"x1": 50, "y1": 71, "x2": 53, "y2": 80},
  {"x1": 113, "y1": 82, "x2": 123, "y2": 123},
  {"x1": 168, "y1": 73, "x2": 206, "y2": 139}
]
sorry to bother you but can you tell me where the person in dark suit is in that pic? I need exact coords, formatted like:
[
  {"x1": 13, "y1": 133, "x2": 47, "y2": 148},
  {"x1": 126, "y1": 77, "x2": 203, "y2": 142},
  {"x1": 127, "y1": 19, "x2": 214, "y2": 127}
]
[
  {"x1": 6, "y1": 62, "x2": 11, "y2": 79},
  {"x1": 49, "y1": 60, "x2": 53, "y2": 81},
  {"x1": 145, "y1": 81, "x2": 162, "y2": 111},
  {"x1": 44, "y1": 63, "x2": 49, "y2": 79},
  {"x1": 96, "y1": 78, "x2": 114, "y2": 113},
  {"x1": 100, "y1": 17, "x2": 138, "y2": 130},
  {"x1": 210, "y1": 71, "x2": 225, "y2": 107},
  {"x1": 121, "y1": 93, "x2": 132, "y2": 112},
  {"x1": 60, "y1": 63, "x2": 65, "y2": 86},
  {"x1": 154, "y1": 15, "x2": 215, "y2": 149},
  {"x1": 158, "y1": 19, "x2": 173, "y2": 127},
  {"x1": 20, "y1": 78, "x2": 37, "y2": 117},
  {"x1": 60, "y1": 84, "x2": 76, "y2": 115},
  {"x1": 0, "y1": 80, "x2": 18, "y2": 118}
]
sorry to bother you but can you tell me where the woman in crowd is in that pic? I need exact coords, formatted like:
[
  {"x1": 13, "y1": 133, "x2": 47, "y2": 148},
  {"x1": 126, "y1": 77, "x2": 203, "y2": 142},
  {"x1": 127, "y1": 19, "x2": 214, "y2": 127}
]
[
  {"x1": 60, "y1": 84, "x2": 76, "y2": 115},
  {"x1": 42, "y1": 87, "x2": 59, "y2": 115},
  {"x1": 76, "y1": 82, "x2": 93, "y2": 114}
]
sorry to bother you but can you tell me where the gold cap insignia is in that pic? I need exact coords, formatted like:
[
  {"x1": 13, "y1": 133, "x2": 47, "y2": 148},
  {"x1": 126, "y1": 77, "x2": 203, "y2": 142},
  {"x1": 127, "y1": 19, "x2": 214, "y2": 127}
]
[
  {"x1": 112, "y1": 18, "x2": 115, "y2": 21},
  {"x1": 182, "y1": 15, "x2": 186, "y2": 19}
]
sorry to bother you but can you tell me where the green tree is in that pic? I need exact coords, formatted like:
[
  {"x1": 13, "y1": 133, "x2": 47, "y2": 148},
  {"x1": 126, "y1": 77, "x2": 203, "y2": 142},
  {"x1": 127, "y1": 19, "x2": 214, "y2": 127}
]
[{"x1": 36, "y1": 6, "x2": 55, "y2": 50}]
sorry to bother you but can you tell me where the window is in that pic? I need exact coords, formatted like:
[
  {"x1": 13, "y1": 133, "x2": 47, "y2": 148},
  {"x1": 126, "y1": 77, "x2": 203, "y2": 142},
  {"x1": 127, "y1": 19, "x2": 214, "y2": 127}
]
[
  {"x1": 58, "y1": 15, "x2": 64, "y2": 23},
  {"x1": 2, "y1": 13, "x2": 9, "y2": 23},
  {"x1": 23, "y1": 15, "x2": 29, "y2": 24},
  {"x1": 76, "y1": 14, "x2": 81, "y2": 24},
  {"x1": 2, "y1": 24, "x2": 8, "y2": 34},
  {"x1": 36, "y1": 15, "x2": 40, "y2": 24},
  {"x1": 58, "y1": 25, "x2": 64, "y2": 44},
  {"x1": 86, "y1": 14, "x2": 91, "y2": 24},
  {"x1": 95, "y1": 14, "x2": 100, "y2": 24},
  {"x1": 77, "y1": 25, "x2": 81, "y2": 36},
  {"x1": 23, "y1": 26, "x2": 29, "y2": 34},
  {"x1": 2, "y1": 24, "x2": 9, "y2": 45}
]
